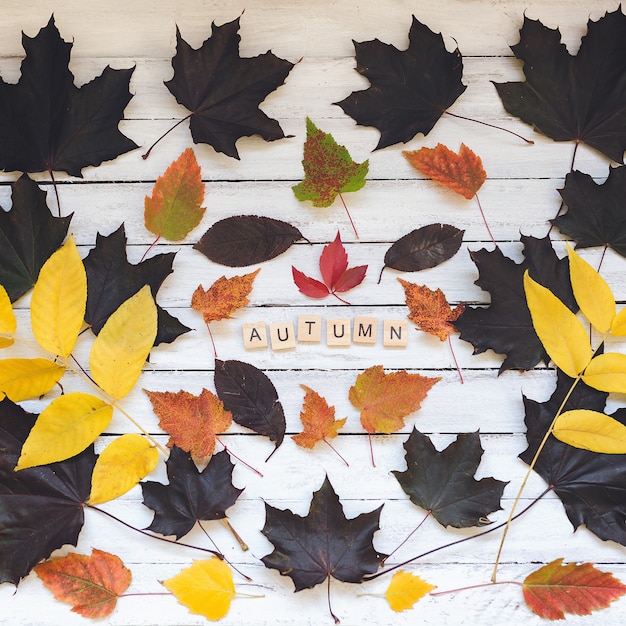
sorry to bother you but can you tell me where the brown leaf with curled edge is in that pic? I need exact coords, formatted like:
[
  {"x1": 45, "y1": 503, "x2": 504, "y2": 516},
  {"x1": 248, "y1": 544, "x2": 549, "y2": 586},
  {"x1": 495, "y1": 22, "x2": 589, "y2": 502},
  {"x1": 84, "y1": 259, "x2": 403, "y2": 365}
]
[
  {"x1": 192, "y1": 268, "x2": 260, "y2": 324},
  {"x1": 34, "y1": 549, "x2": 131, "y2": 618},
  {"x1": 403, "y1": 143, "x2": 486, "y2": 199},
  {"x1": 398, "y1": 278, "x2": 464, "y2": 341},
  {"x1": 523, "y1": 558, "x2": 626, "y2": 620},
  {"x1": 144, "y1": 388, "x2": 232, "y2": 463},
  {"x1": 292, "y1": 385, "x2": 347, "y2": 449}
]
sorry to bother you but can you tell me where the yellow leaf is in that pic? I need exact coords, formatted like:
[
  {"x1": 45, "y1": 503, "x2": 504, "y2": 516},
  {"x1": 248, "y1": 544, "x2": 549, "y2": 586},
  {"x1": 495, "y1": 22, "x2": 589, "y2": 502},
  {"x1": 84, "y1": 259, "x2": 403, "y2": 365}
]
[
  {"x1": 385, "y1": 570, "x2": 436, "y2": 612},
  {"x1": 0, "y1": 358, "x2": 64, "y2": 401},
  {"x1": 553, "y1": 409, "x2": 626, "y2": 454},
  {"x1": 16, "y1": 392, "x2": 113, "y2": 470},
  {"x1": 566, "y1": 244, "x2": 615, "y2": 334},
  {"x1": 0, "y1": 285, "x2": 16, "y2": 347},
  {"x1": 582, "y1": 352, "x2": 626, "y2": 393},
  {"x1": 30, "y1": 236, "x2": 86, "y2": 358},
  {"x1": 90, "y1": 285, "x2": 157, "y2": 400},
  {"x1": 163, "y1": 558, "x2": 235, "y2": 621},
  {"x1": 89, "y1": 434, "x2": 158, "y2": 504},
  {"x1": 523, "y1": 271, "x2": 592, "y2": 377},
  {"x1": 610, "y1": 307, "x2": 626, "y2": 336}
]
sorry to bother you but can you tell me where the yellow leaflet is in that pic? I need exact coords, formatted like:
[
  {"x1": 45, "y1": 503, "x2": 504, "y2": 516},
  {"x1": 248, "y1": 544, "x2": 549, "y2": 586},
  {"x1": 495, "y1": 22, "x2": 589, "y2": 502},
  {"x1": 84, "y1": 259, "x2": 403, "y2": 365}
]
[
  {"x1": 16, "y1": 392, "x2": 113, "y2": 470},
  {"x1": 385, "y1": 570, "x2": 436, "y2": 612},
  {"x1": 523, "y1": 271, "x2": 592, "y2": 378},
  {"x1": 90, "y1": 286, "x2": 157, "y2": 400},
  {"x1": 582, "y1": 352, "x2": 626, "y2": 393},
  {"x1": 89, "y1": 434, "x2": 158, "y2": 504},
  {"x1": 30, "y1": 236, "x2": 87, "y2": 359},
  {"x1": 163, "y1": 558, "x2": 235, "y2": 621},
  {"x1": 0, "y1": 358, "x2": 64, "y2": 402},
  {"x1": 553, "y1": 409, "x2": 626, "y2": 454},
  {"x1": 0, "y1": 285, "x2": 16, "y2": 347},
  {"x1": 566, "y1": 244, "x2": 615, "y2": 334},
  {"x1": 610, "y1": 307, "x2": 626, "y2": 336}
]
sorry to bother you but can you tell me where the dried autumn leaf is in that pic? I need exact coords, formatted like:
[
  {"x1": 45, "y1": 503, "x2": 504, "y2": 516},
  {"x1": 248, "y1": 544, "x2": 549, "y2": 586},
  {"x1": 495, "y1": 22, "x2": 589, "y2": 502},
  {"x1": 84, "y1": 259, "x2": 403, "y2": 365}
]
[
  {"x1": 35, "y1": 549, "x2": 131, "y2": 619},
  {"x1": 144, "y1": 388, "x2": 232, "y2": 463},
  {"x1": 522, "y1": 558, "x2": 626, "y2": 620},
  {"x1": 385, "y1": 571, "x2": 436, "y2": 612},
  {"x1": 0, "y1": 285, "x2": 16, "y2": 348},
  {"x1": 404, "y1": 143, "x2": 486, "y2": 200},
  {"x1": 349, "y1": 365, "x2": 440, "y2": 434},
  {"x1": 144, "y1": 148, "x2": 206, "y2": 241},
  {"x1": 163, "y1": 557, "x2": 235, "y2": 621},
  {"x1": 398, "y1": 278, "x2": 464, "y2": 341},
  {"x1": 292, "y1": 385, "x2": 347, "y2": 449}
]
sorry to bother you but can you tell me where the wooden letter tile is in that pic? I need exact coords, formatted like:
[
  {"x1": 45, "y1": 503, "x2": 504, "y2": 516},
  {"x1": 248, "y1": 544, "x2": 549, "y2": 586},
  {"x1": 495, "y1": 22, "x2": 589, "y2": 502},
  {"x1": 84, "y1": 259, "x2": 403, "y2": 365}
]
[
  {"x1": 327, "y1": 318, "x2": 351, "y2": 346},
  {"x1": 353, "y1": 316, "x2": 377, "y2": 344},
  {"x1": 297, "y1": 314, "x2": 322, "y2": 343},
  {"x1": 242, "y1": 322, "x2": 268, "y2": 350},
  {"x1": 383, "y1": 319, "x2": 408, "y2": 347},
  {"x1": 270, "y1": 321, "x2": 296, "y2": 351}
]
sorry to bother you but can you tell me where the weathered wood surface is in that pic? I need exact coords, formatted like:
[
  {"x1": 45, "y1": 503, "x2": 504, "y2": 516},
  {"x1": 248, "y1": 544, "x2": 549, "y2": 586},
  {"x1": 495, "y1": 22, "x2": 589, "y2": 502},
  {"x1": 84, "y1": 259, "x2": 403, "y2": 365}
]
[{"x1": 1, "y1": 1, "x2": 626, "y2": 624}]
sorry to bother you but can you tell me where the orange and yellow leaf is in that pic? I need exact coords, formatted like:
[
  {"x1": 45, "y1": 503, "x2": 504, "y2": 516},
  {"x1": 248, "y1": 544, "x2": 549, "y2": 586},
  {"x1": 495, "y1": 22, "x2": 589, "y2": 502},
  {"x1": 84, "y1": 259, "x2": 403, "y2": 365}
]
[{"x1": 292, "y1": 385, "x2": 346, "y2": 448}]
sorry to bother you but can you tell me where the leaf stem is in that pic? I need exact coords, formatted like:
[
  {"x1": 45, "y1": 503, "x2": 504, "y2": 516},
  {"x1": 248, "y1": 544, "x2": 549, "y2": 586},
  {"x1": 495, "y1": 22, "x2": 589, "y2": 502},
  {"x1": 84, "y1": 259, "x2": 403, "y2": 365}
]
[
  {"x1": 443, "y1": 111, "x2": 534, "y2": 144},
  {"x1": 475, "y1": 193, "x2": 496, "y2": 246},
  {"x1": 49, "y1": 169, "x2": 62, "y2": 217},
  {"x1": 331, "y1": 291, "x2": 351, "y2": 305},
  {"x1": 215, "y1": 435, "x2": 263, "y2": 477},
  {"x1": 221, "y1": 518, "x2": 249, "y2": 551},
  {"x1": 207, "y1": 322, "x2": 218, "y2": 358},
  {"x1": 430, "y1": 579, "x2": 519, "y2": 597},
  {"x1": 140, "y1": 235, "x2": 161, "y2": 263},
  {"x1": 142, "y1": 115, "x2": 191, "y2": 160},
  {"x1": 368, "y1": 433, "x2": 376, "y2": 467},
  {"x1": 447, "y1": 334, "x2": 464, "y2": 384},
  {"x1": 328, "y1": 576, "x2": 340, "y2": 624},
  {"x1": 198, "y1": 520, "x2": 252, "y2": 582},
  {"x1": 338, "y1": 192, "x2": 359, "y2": 239},
  {"x1": 382, "y1": 511, "x2": 431, "y2": 566},
  {"x1": 323, "y1": 437, "x2": 349, "y2": 466}
]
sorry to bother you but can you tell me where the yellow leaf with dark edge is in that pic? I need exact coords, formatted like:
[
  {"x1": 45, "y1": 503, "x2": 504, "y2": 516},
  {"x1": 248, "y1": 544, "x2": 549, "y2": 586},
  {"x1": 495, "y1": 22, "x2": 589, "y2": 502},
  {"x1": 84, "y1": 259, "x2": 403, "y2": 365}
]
[
  {"x1": 0, "y1": 285, "x2": 16, "y2": 348},
  {"x1": 0, "y1": 358, "x2": 64, "y2": 401},
  {"x1": 523, "y1": 271, "x2": 592, "y2": 378},
  {"x1": 16, "y1": 392, "x2": 113, "y2": 470},
  {"x1": 34, "y1": 549, "x2": 132, "y2": 619},
  {"x1": 163, "y1": 557, "x2": 235, "y2": 621},
  {"x1": 90, "y1": 285, "x2": 157, "y2": 400},
  {"x1": 144, "y1": 148, "x2": 206, "y2": 241},
  {"x1": 292, "y1": 384, "x2": 346, "y2": 448},
  {"x1": 566, "y1": 244, "x2": 615, "y2": 334},
  {"x1": 385, "y1": 570, "x2": 436, "y2": 612},
  {"x1": 583, "y1": 352, "x2": 626, "y2": 393},
  {"x1": 553, "y1": 409, "x2": 626, "y2": 454},
  {"x1": 30, "y1": 236, "x2": 86, "y2": 359},
  {"x1": 89, "y1": 434, "x2": 159, "y2": 504}
]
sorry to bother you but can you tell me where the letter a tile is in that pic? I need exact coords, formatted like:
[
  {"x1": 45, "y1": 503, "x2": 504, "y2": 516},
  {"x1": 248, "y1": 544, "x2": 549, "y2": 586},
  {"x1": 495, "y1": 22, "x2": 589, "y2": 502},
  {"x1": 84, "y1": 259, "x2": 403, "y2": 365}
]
[{"x1": 243, "y1": 322, "x2": 268, "y2": 350}]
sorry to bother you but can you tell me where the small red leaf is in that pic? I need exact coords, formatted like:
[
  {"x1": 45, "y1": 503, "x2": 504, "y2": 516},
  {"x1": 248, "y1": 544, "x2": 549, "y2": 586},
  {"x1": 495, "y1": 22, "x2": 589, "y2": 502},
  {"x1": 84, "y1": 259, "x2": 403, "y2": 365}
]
[
  {"x1": 319, "y1": 233, "x2": 348, "y2": 288},
  {"x1": 334, "y1": 265, "x2": 367, "y2": 293},
  {"x1": 292, "y1": 267, "x2": 330, "y2": 298}
]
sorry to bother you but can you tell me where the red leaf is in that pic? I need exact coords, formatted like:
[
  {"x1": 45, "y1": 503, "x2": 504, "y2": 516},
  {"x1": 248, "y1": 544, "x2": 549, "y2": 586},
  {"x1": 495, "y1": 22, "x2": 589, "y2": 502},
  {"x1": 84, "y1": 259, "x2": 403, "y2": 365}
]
[
  {"x1": 334, "y1": 265, "x2": 368, "y2": 293},
  {"x1": 292, "y1": 267, "x2": 330, "y2": 298},
  {"x1": 319, "y1": 232, "x2": 348, "y2": 288}
]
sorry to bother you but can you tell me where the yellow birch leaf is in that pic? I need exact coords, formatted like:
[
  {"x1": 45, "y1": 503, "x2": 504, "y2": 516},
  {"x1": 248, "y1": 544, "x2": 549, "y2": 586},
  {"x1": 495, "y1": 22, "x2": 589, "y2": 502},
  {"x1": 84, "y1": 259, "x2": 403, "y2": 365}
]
[
  {"x1": 0, "y1": 285, "x2": 16, "y2": 348},
  {"x1": 610, "y1": 307, "x2": 626, "y2": 336},
  {"x1": 90, "y1": 285, "x2": 157, "y2": 400},
  {"x1": 30, "y1": 236, "x2": 86, "y2": 358},
  {"x1": 553, "y1": 409, "x2": 626, "y2": 454},
  {"x1": 0, "y1": 358, "x2": 64, "y2": 401},
  {"x1": 523, "y1": 271, "x2": 592, "y2": 377},
  {"x1": 89, "y1": 434, "x2": 158, "y2": 504},
  {"x1": 582, "y1": 352, "x2": 626, "y2": 393},
  {"x1": 385, "y1": 570, "x2": 436, "y2": 612},
  {"x1": 16, "y1": 392, "x2": 113, "y2": 470},
  {"x1": 163, "y1": 557, "x2": 235, "y2": 621},
  {"x1": 566, "y1": 244, "x2": 615, "y2": 334}
]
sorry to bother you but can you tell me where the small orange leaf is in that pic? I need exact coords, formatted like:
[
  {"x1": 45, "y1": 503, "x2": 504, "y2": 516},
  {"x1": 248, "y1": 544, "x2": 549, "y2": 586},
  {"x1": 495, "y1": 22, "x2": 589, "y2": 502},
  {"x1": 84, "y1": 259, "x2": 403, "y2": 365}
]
[
  {"x1": 292, "y1": 384, "x2": 347, "y2": 448},
  {"x1": 191, "y1": 268, "x2": 260, "y2": 324},
  {"x1": 523, "y1": 558, "x2": 626, "y2": 620},
  {"x1": 398, "y1": 278, "x2": 464, "y2": 341},
  {"x1": 349, "y1": 365, "x2": 440, "y2": 434},
  {"x1": 403, "y1": 143, "x2": 486, "y2": 199},
  {"x1": 34, "y1": 549, "x2": 131, "y2": 619},
  {"x1": 145, "y1": 388, "x2": 232, "y2": 463}
]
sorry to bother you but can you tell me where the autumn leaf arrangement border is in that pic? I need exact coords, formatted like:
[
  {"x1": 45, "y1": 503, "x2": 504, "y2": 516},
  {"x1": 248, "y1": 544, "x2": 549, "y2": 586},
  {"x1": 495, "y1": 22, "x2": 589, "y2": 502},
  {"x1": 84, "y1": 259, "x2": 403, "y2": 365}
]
[{"x1": 2, "y1": 7, "x2": 626, "y2": 623}]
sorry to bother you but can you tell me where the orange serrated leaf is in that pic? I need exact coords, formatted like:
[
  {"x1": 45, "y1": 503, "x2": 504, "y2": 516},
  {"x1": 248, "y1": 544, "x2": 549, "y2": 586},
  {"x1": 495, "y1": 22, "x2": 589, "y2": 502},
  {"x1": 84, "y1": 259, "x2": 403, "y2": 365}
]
[
  {"x1": 144, "y1": 148, "x2": 206, "y2": 241},
  {"x1": 34, "y1": 549, "x2": 131, "y2": 619},
  {"x1": 349, "y1": 365, "x2": 440, "y2": 434},
  {"x1": 292, "y1": 384, "x2": 347, "y2": 448},
  {"x1": 523, "y1": 558, "x2": 626, "y2": 620},
  {"x1": 403, "y1": 143, "x2": 486, "y2": 199},
  {"x1": 145, "y1": 388, "x2": 232, "y2": 463},
  {"x1": 191, "y1": 268, "x2": 260, "y2": 324},
  {"x1": 398, "y1": 278, "x2": 464, "y2": 341}
]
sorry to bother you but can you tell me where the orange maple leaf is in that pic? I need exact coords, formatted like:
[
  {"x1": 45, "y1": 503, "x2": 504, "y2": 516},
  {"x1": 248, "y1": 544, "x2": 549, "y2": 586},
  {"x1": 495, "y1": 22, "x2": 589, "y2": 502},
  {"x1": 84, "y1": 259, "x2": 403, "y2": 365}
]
[
  {"x1": 398, "y1": 278, "x2": 465, "y2": 341},
  {"x1": 144, "y1": 388, "x2": 232, "y2": 463},
  {"x1": 292, "y1": 384, "x2": 347, "y2": 448},
  {"x1": 523, "y1": 558, "x2": 626, "y2": 620},
  {"x1": 349, "y1": 365, "x2": 440, "y2": 434},
  {"x1": 34, "y1": 549, "x2": 131, "y2": 619},
  {"x1": 403, "y1": 143, "x2": 486, "y2": 200}
]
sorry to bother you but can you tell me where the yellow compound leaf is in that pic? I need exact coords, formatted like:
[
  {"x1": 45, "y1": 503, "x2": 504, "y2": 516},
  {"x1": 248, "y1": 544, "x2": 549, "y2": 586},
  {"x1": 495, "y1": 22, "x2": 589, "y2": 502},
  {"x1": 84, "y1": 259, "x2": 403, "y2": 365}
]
[
  {"x1": 553, "y1": 409, "x2": 626, "y2": 454},
  {"x1": 89, "y1": 434, "x2": 158, "y2": 505},
  {"x1": 0, "y1": 358, "x2": 64, "y2": 402},
  {"x1": 30, "y1": 236, "x2": 86, "y2": 358},
  {"x1": 583, "y1": 352, "x2": 626, "y2": 393},
  {"x1": 16, "y1": 392, "x2": 113, "y2": 470},
  {"x1": 0, "y1": 285, "x2": 16, "y2": 348},
  {"x1": 523, "y1": 271, "x2": 592, "y2": 378},
  {"x1": 385, "y1": 571, "x2": 436, "y2": 612},
  {"x1": 90, "y1": 285, "x2": 157, "y2": 400},
  {"x1": 163, "y1": 557, "x2": 235, "y2": 621},
  {"x1": 567, "y1": 244, "x2": 615, "y2": 334},
  {"x1": 610, "y1": 307, "x2": 626, "y2": 336}
]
